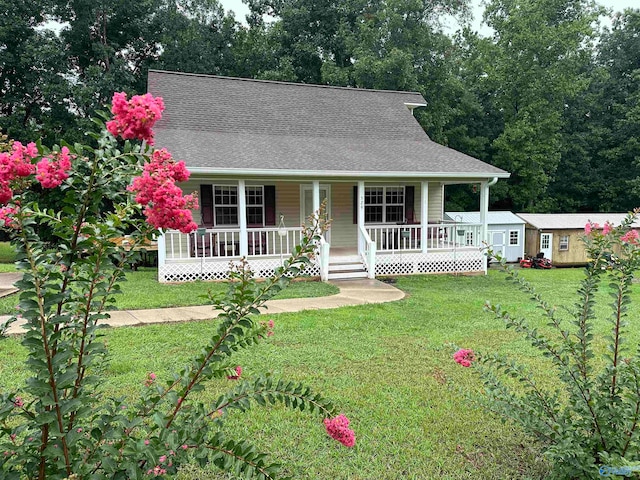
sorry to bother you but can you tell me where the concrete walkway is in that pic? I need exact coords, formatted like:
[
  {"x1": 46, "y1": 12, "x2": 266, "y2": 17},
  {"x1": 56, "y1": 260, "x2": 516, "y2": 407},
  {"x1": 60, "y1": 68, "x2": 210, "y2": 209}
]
[{"x1": 2, "y1": 278, "x2": 405, "y2": 335}]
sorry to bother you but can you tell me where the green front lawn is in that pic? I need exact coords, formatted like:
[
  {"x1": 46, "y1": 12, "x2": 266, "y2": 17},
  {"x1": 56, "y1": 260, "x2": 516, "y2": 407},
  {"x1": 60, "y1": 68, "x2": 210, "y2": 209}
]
[{"x1": 2, "y1": 268, "x2": 629, "y2": 478}]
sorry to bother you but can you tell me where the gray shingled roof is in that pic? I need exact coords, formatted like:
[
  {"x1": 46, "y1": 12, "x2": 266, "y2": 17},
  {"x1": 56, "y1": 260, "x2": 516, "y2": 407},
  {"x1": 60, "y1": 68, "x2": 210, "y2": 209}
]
[
  {"x1": 148, "y1": 70, "x2": 509, "y2": 178},
  {"x1": 517, "y1": 213, "x2": 639, "y2": 230}
]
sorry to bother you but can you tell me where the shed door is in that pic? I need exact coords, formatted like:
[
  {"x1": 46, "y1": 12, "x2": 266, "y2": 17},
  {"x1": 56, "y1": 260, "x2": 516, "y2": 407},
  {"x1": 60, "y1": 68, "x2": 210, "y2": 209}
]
[
  {"x1": 489, "y1": 230, "x2": 505, "y2": 260},
  {"x1": 540, "y1": 233, "x2": 553, "y2": 260}
]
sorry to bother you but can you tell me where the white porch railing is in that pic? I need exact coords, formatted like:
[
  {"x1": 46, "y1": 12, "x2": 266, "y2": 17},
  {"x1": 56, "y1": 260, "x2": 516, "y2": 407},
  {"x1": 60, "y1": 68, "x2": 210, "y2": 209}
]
[
  {"x1": 163, "y1": 227, "x2": 304, "y2": 260},
  {"x1": 246, "y1": 227, "x2": 304, "y2": 257},
  {"x1": 358, "y1": 224, "x2": 376, "y2": 279},
  {"x1": 366, "y1": 223, "x2": 482, "y2": 253}
]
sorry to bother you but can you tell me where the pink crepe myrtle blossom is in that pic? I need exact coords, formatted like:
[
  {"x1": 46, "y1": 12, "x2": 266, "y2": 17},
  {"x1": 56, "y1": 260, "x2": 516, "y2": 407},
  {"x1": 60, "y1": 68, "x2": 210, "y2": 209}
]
[
  {"x1": 602, "y1": 222, "x2": 613, "y2": 235},
  {"x1": 584, "y1": 222, "x2": 600, "y2": 235},
  {"x1": 0, "y1": 141, "x2": 37, "y2": 181},
  {"x1": 227, "y1": 366, "x2": 242, "y2": 380},
  {"x1": 621, "y1": 230, "x2": 640, "y2": 245},
  {"x1": 0, "y1": 205, "x2": 19, "y2": 229},
  {"x1": 453, "y1": 348, "x2": 475, "y2": 367},
  {"x1": 128, "y1": 149, "x2": 198, "y2": 233},
  {"x1": 12, "y1": 397, "x2": 24, "y2": 408},
  {"x1": 36, "y1": 147, "x2": 72, "y2": 189},
  {"x1": 144, "y1": 372, "x2": 157, "y2": 387},
  {"x1": 106, "y1": 92, "x2": 165, "y2": 145},
  {"x1": 323, "y1": 414, "x2": 356, "y2": 447}
]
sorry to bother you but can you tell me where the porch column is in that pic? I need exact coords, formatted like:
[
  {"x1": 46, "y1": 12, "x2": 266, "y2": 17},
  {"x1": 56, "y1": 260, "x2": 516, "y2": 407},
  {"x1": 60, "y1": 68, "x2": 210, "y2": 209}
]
[
  {"x1": 238, "y1": 180, "x2": 248, "y2": 257},
  {"x1": 357, "y1": 181, "x2": 365, "y2": 254},
  {"x1": 480, "y1": 180, "x2": 489, "y2": 273},
  {"x1": 312, "y1": 180, "x2": 320, "y2": 216},
  {"x1": 421, "y1": 181, "x2": 429, "y2": 253}
]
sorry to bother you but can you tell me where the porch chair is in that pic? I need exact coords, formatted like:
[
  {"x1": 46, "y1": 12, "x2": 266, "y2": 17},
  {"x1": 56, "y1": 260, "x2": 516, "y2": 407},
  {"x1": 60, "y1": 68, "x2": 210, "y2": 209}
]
[
  {"x1": 189, "y1": 231, "x2": 215, "y2": 258},
  {"x1": 247, "y1": 225, "x2": 268, "y2": 256}
]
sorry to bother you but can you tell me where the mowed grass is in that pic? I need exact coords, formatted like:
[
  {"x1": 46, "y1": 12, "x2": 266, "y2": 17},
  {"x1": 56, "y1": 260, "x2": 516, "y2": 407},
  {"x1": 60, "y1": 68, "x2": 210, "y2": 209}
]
[
  {"x1": 2, "y1": 268, "x2": 637, "y2": 478},
  {"x1": 0, "y1": 267, "x2": 338, "y2": 314}
]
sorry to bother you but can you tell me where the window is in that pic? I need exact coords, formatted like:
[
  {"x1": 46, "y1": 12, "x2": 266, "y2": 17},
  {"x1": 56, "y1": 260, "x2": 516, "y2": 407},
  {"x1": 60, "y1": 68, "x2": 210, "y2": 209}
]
[
  {"x1": 509, "y1": 230, "x2": 520, "y2": 246},
  {"x1": 365, "y1": 186, "x2": 404, "y2": 223},
  {"x1": 465, "y1": 231, "x2": 474, "y2": 246},
  {"x1": 214, "y1": 186, "x2": 238, "y2": 225},
  {"x1": 559, "y1": 235, "x2": 569, "y2": 251},
  {"x1": 245, "y1": 186, "x2": 264, "y2": 226},
  {"x1": 211, "y1": 185, "x2": 266, "y2": 226}
]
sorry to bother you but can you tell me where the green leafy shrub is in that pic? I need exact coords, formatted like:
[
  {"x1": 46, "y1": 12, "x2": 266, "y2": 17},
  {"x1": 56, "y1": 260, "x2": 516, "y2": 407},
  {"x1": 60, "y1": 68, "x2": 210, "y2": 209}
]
[
  {"x1": 455, "y1": 211, "x2": 640, "y2": 479},
  {"x1": 0, "y1": 93, "x2": 353, "y2": 479}
]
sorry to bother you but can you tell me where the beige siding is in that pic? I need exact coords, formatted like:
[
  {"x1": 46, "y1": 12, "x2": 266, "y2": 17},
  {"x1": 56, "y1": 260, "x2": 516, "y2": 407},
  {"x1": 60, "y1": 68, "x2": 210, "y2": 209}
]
[
  {"x1": 428, "y1": 182, "x2": 444, "y2": 222},
  {"x1": 274, "y1": 182, "x2": 300, "y2": 226},
  {"x1": 330, "y1": 183, "x2": 356, "y2": 247}
]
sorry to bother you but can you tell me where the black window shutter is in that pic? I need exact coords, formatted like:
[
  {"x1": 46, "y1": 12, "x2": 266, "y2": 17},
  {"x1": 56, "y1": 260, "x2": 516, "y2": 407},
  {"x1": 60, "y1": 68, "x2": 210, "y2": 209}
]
[
  {"x1": 200, "y1": 184, "x2": 213, "y2": 226},
  {"x1": 264, "y1": 185, "x2": 276, "y2": 226},
  {"x1": 405, "y1": 186, "x2": 415, "y2": 224},
  {"x1": 353, "y1": 186, "x2": 358, "y2": 224}
]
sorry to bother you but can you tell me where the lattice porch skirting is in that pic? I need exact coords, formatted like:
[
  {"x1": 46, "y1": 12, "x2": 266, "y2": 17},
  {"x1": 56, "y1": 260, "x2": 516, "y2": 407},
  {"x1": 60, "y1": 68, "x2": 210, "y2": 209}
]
[
  {"x1": 374, "y1": 249, "x2": 484, "y2": 276},
  {"x1": 159, "y1": 257, "x2": 321, "y2": 283}
]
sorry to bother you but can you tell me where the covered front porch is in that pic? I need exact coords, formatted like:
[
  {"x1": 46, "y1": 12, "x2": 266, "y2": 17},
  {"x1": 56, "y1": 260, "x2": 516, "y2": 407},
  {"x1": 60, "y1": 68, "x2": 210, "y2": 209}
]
[{"x1": 157, "y1": 178, "x2": 494, "y2": 283}]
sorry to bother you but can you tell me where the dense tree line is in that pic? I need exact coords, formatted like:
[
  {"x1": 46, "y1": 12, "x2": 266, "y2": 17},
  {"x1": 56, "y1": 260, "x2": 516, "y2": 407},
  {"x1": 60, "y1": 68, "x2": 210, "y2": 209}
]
[{"x1": 1, "y1": 0, "x2": 639, "y2": 212}]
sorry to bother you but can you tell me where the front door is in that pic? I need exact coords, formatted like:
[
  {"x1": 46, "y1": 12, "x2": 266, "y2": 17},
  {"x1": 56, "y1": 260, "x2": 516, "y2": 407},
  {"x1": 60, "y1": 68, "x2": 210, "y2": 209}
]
[
  {"x1": 301, "y1": 185, "x2": 331, "y2": 242},
  {"x1": 489, "y1": 231, "x2": 505, "y2": 260},
  {"x1": 540, "y1": 233, "x2": 553, "y2": 260}
]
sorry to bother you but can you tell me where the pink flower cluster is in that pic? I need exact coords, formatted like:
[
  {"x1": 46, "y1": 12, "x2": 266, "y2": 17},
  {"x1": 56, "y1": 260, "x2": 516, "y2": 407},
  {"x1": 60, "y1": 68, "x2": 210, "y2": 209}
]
[
  {"x1": 227, "y1": 365, "x2": 242, "y2": 380},
  {"x1": 453, "y1": 348, "x2": 475, "y2": 367},
  {"x1": 0, "y1": 205, "x2": 19, "y2": 229},
  {"x1": 128, "y1": 149, "x2": 198, "y2": 233},
  {"x1": 0, "y1": 141, "x2": 38, "y2": 203},
  {"x1": 144, "y1": 372, "x2": 157, "y2": 387},
  {"x1": 323, "y1": 414, "x2": 355, "y2": 447},
  {"x1": 106, "y1": 92, "x2": 165, "y2": 145},
  {"x1": 584, "y1": 222, "x2": 599, "y2": 235},
  {"x1": 12, "y1": 396, "x2": 24, "y2": 408},
  {"x1": 36, "y1": 147, "x2": 72, "y2": 189},
  {"x1": 621, "y1": 230, "x2": 640, "y2": 245}
]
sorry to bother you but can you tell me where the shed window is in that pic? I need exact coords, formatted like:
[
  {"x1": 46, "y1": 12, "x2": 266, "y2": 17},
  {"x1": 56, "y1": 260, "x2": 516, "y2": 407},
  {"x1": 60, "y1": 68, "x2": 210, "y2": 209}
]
[
  {"x1": 365, "y1": 186, "x2": 405, "y2": 223},
  {"x1": 509, "y1": 230, "x2": 520, "y2": 246},
  {"x1": 465, "y1": 231, "x2": 474, "y2": 246},
  {"x1": 559, "y1": 235, "x2": 569, "y2": 251}
]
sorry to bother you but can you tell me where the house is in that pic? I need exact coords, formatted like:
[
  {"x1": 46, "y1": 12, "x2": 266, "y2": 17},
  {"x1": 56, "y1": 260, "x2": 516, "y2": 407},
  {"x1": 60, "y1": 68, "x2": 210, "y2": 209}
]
[
  {"x1": 445, "y1": 212, "x2": 525, "y2": 263},
  {"x1": 148, "y1": 70, "x2": 509, "y2": 282},
  {"x1": 517, "y1": 213, "x2": 638, "y2": 266}
]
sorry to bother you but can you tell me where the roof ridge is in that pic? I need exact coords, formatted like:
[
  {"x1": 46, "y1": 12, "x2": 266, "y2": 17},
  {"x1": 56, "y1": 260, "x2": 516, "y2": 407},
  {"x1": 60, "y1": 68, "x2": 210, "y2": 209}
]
[{"x1": 148, "y1": 69, "x2": 425, "y2": 98}]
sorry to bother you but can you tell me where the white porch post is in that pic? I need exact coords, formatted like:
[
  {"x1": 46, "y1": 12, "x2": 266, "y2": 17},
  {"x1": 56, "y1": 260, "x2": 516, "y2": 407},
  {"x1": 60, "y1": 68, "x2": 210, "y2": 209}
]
[
  {"x1": 357, "y1": 181, "x2": 365, "y2": 254},
  {"x1": 238, "y1": 180, "x2": 248, "y2": 257},
  {"x1": 421, "y1": 181, "x2": 429, "y2": 253},
  {"x1": 480, "y1": 180, "x2": 489, "y2": 274},
  {"x1": 312, "y1": 180, "x2": 320, "y2": 216},
  {"x1": 157, "y1": 230, "x2": 166, "y2": 282}
]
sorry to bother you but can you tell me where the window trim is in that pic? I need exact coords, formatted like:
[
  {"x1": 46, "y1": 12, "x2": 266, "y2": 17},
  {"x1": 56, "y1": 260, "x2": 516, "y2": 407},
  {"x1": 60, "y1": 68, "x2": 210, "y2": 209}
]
[
  {"x1": 245, "y1": 185, "x2": 265, "y2": 227},
  {"x1": 509, "y1": 229, "x2": 520, "y2": 246},
  {"x1": 364, "y1": 186, "x2": 405, "y2": 224},
  {"x1": 211, "y1": 184, "x2": 266, "y2": 227},
  {"x1": 559, "y1": 235, "x2": 569, "y2": 251},
  {"x1": 214, "y1": 185, "x2": 239, "y2": 226}
]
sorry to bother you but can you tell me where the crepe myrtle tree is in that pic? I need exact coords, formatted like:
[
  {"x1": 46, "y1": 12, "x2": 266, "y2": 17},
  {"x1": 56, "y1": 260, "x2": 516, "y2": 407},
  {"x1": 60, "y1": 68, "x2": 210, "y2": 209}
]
[
  {"x1": 0, "y1": 93, "x2": 354, "y2": 479},
  {"x1": 454, "y1": 211, "x2": 640, "y2": 479}
]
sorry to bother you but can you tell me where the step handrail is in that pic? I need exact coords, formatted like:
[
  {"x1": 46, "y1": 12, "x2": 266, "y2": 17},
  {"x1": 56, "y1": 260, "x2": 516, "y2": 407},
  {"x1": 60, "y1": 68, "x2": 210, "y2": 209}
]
[{"x1": 358, "y1": 224, "x2": 376, "y2": 279}]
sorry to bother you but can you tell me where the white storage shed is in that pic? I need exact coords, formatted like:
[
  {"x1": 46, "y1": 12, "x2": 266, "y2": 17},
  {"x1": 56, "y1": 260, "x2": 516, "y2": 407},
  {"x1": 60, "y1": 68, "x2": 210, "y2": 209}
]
[{"x1": 445, "y1": 211, "x2": 525, "y2": 263}]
